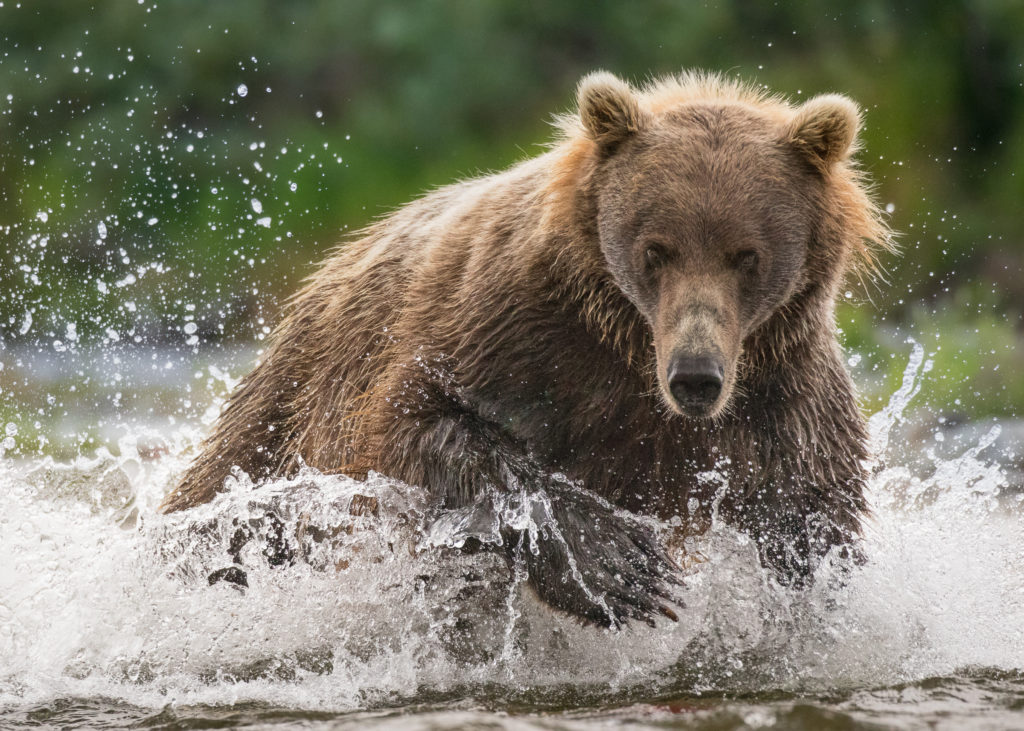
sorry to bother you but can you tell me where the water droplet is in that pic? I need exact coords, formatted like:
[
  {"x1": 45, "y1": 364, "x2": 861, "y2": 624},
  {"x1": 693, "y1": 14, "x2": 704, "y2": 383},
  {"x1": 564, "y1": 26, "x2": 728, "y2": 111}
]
[{"x1": 236, "y1": 83, "x2": 248, "y2": 97}]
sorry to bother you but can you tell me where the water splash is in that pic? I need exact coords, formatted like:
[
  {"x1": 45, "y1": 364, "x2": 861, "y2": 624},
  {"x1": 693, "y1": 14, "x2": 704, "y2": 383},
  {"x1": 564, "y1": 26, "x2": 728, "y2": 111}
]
[
  {"x1": 0, "y1": 342, "x2": 1021, "y2": 713},
  {"x1": 867, "y1": 337, "x2": 932, "y2": 458}
]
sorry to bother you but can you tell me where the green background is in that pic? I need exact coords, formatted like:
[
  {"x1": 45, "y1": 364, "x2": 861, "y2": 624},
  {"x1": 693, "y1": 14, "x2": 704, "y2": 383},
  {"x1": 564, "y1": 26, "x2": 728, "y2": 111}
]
[{"x1": 1, "y1": 1, "x2": 1022, "y2": 455}]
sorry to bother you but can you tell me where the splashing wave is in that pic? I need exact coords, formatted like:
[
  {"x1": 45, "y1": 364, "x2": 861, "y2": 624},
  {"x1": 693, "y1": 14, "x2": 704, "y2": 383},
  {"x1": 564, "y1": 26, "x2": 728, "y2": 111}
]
[{"x1": 1, "y1": 340, "x2": 1022, "y2": 714}]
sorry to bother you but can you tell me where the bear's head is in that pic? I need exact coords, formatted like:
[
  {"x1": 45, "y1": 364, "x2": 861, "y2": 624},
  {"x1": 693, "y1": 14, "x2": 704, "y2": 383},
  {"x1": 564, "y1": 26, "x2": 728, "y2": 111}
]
[{"x1": 573, "y1": 71, "x2": 884, "y2": 419}]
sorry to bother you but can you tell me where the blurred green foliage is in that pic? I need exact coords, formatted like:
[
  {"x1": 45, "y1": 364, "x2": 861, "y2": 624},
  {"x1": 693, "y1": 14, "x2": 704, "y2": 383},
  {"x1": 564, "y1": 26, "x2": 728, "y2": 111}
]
[{"x1": 1, "y1": 0, "x2": 1022, "y2": 422}]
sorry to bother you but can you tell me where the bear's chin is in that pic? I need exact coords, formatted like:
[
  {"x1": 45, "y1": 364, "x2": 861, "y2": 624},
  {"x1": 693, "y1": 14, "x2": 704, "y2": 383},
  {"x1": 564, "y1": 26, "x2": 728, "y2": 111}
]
[
  {"x1": 661, "y1": 390, "x2": 730, "y2": 421},
  {"x1": 677, "y1": 404, "x2": 723, "y2": 421}
]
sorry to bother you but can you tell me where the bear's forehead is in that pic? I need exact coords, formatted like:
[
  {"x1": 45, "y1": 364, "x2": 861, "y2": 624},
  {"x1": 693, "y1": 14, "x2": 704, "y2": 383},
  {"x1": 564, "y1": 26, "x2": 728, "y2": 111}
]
[
  {"x1": 612, "y1": 104, "x2": 810, "y2": 193},
  {"x1": 600, "y1": 110, "x2": 817, "y2": 245},
  {"x1": 617, "y1": 134, "x2": 797, "y2": 194},
  {"x1": 620, "y1": 184, "x2": 809, "y2": 247},
  {"x1": 658, "y1": 101, "x2": 781, "y2": 134}
]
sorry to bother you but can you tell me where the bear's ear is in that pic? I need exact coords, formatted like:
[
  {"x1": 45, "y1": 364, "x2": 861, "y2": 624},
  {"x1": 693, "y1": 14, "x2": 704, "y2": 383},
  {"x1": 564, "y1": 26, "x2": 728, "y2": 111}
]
[
  {"x1": 577, "y1": 71, "x2": 646, "y2": 152},
  {"x1": 787, "y1": 94, "x2": 860, "y2": 170}
]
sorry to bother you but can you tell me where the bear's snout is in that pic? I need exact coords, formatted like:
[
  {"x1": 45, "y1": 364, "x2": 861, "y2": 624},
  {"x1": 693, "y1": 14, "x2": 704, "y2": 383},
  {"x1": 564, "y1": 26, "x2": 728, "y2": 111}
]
[{"x1": 666, "y1": 352, "x2": 724, "y2": 416}]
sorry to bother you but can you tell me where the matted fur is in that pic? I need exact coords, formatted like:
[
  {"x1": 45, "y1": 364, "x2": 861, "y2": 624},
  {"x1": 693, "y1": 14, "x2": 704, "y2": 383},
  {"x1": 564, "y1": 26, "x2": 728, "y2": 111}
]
[{"x1": 162, "y1": 70, "x2": 893, "y2": 626}]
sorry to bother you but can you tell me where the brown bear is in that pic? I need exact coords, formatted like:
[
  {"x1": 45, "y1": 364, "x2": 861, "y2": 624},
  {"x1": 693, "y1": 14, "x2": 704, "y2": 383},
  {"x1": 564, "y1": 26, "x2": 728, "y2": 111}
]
[{"x1": 162, "y1": 71, "x2": 891, "y2": 628}]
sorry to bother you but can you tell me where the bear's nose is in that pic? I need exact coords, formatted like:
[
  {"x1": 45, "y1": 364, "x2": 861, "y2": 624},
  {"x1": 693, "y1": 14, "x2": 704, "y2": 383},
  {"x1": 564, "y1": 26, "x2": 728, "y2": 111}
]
[{"x1": 667, "y1": 354, "x2": 724, "y2": 413}]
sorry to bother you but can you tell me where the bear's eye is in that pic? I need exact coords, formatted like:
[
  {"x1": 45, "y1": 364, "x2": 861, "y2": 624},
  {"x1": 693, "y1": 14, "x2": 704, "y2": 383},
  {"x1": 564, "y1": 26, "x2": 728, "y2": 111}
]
[
  {"x1": 642, "y1": 243, "x2": 668, "y2": 273},
  {"x1": 731, "y1": 249, "x2": 760, "y2": 273}
]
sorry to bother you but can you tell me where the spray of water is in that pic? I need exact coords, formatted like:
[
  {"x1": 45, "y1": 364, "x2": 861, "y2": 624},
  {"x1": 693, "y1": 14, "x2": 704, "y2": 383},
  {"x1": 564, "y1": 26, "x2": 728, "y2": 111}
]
[{"x1": 0, "y1": 340, "x2": 1021, "y2": 712}]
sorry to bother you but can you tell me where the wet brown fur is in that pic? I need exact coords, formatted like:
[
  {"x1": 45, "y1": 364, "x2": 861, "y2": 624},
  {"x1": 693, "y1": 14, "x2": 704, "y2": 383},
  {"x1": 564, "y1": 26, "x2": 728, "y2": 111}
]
[{"x1": 163, "y1": 71, "x2": 892, "y2": 620}]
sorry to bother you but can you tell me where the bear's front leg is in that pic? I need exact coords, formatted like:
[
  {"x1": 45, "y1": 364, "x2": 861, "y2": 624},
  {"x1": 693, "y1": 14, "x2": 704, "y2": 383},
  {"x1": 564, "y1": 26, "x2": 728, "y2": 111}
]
[{"x1": 360, "y1": 372, "x2": 681, "y2": 628}]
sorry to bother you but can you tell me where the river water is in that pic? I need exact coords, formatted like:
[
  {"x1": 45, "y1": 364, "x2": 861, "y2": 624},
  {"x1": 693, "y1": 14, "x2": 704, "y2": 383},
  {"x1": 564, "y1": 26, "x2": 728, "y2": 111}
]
[{"x1": 1, "y1": 342, "x2": 1023, "y2": 730}]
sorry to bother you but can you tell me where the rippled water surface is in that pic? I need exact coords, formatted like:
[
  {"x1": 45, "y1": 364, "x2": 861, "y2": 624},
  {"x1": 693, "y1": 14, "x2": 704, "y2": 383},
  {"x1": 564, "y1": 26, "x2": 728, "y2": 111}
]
[{"x1": 2, "y1": 344, "x2": 1023, "y2": 730}]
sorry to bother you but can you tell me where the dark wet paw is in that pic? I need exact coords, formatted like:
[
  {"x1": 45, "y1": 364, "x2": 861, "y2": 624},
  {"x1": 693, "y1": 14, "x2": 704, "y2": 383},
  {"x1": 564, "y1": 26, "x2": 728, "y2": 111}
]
[
  {"x1": 208, "y1": 565, "x2": 249, "y2": 589},
  {"x1": 228, "y1": 512, "x2": 295, "y2": 567},
  {"x1": 513, "y1": 487, "x2": 682, "y2": 629}
]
